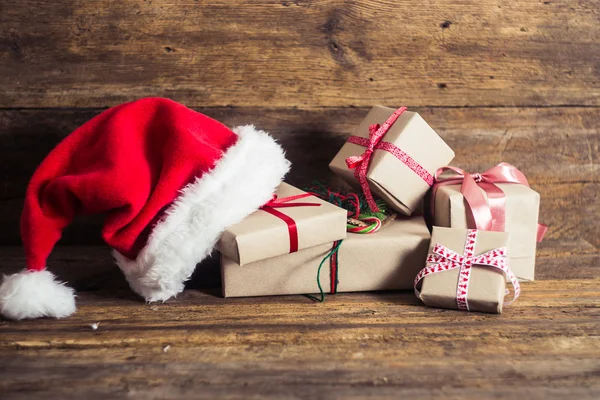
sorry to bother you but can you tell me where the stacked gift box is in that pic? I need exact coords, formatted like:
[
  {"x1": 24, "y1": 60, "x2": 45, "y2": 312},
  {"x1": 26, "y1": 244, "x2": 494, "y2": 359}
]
[{"x1": 216, "y1": 105, "x2": 545, "y2": 314}]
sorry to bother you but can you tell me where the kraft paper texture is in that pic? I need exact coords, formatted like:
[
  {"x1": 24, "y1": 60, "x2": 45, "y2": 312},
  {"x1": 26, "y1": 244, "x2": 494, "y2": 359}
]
[
  {"x1": 433, "y1": 183, "x2": 540, "y2": 281},
  {"x1": 419, "y1": 226, "x2": 510, "y2": 314},
  {"x1": 217, "y1": 182, "x2": 347, "y2": 266},
  {"x1": 221, "y1": 216, "x2": 430, "y2": 297},
  {"x1": 329, "y1": 105, "x2": 455, "y2": 215}
]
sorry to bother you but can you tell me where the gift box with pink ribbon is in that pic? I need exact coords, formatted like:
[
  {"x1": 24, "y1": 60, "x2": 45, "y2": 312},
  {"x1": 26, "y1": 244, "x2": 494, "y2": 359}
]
[
  {"x1": 430, "y1": 163, "x2": 547, "y2": 281},
  {"x1": 329, "y1": 106, "x2": 455, "y2": 216},
  {"x1": 414, "y1": 227, "x2": 520, "y2": 314},
  {"x1": 217, "y1": 182, "x2": 348, "y2": 266}
]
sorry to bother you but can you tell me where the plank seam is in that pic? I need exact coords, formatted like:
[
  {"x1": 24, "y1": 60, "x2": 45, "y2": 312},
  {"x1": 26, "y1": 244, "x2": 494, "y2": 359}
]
[{"x1": 0, "y1": 105, "x2": 598, "y2": 112}]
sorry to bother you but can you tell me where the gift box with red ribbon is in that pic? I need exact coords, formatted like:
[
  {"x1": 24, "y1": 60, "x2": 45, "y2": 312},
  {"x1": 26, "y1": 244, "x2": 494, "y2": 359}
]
[
  {"x1": 414, "y1": 227, "x2": 520, "y2": 314},
  {"x1": 221, "y1": 216, "x2": 430, "y2": 298},
  {"x1": 217, "y1": 183, "x2": 348, "y2": 266},
  {"x1": 430, "y1": 163, "x2": 547, "y2": 281},
  {"x1": 329, "y1": 106, "x2": 455, "y2": 216}
]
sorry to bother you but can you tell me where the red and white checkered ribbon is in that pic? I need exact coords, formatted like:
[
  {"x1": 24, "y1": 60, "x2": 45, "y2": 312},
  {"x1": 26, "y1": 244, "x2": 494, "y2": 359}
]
[
  {"x1": 414, "y1": 229, "x2": 520, "y2": 311},
  {"x1": 345, "y1": 107, "x2": 434, "y2": 212}
]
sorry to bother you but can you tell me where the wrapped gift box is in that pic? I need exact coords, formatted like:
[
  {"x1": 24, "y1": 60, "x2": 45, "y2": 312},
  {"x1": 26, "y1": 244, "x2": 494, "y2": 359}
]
[
  {"x1": 221, "y1": 216, "x2": 430, "y2": 297},
  {"x1": 329, "y1": 106, "x2": 454, "y2": 215},
  {"x1": 432, "y1": 179, "x2": 541, "y2": 281},
  {"x1": 415, "y1": 227, "x2": 517, "y2": 314},
  {"x1": 217, "y1": 182, "x2": 347, "y2": 266}
]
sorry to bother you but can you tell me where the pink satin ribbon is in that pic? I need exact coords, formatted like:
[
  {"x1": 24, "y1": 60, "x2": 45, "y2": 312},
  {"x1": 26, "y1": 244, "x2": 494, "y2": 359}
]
[
  {"x1": 261, "y1": 193, "x2": 321, "y2": 253},
  {"x1": 432, "y1": 163, "x2": 547, "y2": 242},
  {"x1": 414, "y1": 229, "x2": 520, "y2": 311},
  {"x1": 345, "y1": 107, "x2": 434, "y2": 212}
]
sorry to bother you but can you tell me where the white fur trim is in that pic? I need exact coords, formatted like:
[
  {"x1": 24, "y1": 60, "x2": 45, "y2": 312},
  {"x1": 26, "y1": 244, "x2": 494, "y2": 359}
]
[
  {"x1": 114, "y1": 125, "x2": 290, "y2": 302},
  {"x1": 0, "y1": 270, "x2": 76, "y2": 320}
]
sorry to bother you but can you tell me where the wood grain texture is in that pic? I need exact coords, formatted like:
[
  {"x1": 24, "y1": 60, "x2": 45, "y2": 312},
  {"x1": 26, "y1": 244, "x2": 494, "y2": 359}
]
[
  {"x1": 0, "y1": 246, "x2": 223, "y2": 291},
  {"x1": 0, "y1": 0, "x2": 598, "y2": 108},
  {"x1": 0, "y1": 280, "x2": 599, "y2": 399}
]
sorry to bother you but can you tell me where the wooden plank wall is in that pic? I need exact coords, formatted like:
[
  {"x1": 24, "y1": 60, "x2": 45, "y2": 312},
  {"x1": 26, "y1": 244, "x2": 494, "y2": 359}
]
[{"x1": 0, "y1": 0, "x2": 598, "y2": 279}]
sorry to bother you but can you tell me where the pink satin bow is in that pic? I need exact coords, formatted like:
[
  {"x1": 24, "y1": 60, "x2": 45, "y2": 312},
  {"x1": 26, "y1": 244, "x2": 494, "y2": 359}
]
[{"x1": 432, "y1": 163, "x2": 547, "y2": 242}]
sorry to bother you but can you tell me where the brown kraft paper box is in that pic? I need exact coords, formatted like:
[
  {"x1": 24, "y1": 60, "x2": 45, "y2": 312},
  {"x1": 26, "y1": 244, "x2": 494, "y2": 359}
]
[
  {"x1": 221, "y1": 216, "x2": 430, "y2": 297},
  {"x1": 329, "y1": 105, "x2": 455, "y2": 216},
  {"x1": 418, "y1": 227, "x2": 510, "y2": 314},
  {"x1": 217, "y1": 182, "x2": 347, "y2": 266},
  {"x1": 432, "y1": 183, "x2": 540, "y2": 281}
]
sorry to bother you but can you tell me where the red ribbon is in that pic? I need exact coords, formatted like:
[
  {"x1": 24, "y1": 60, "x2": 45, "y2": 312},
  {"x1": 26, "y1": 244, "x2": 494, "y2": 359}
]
[
  {"x1": 414, "y1": 229, "x2": 520, "y2": 311},
  {"x1": 344, "y1": 107, "x2": 434, "y2": 212},
  {"x1": 260, "y1": 193, "x2": 321, "y2": 253},
  {"x1": 432, "y1": 163, "x2": 547, "y2": 242},
  {"x1": 329, "y1": 240, "x2": 341, "y2": 294}
]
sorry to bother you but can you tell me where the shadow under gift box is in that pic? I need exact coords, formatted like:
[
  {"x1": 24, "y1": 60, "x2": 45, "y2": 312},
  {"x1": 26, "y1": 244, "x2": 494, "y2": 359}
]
[
  {"x1": 220, "y1": 216, "x2": 430, "y2": 298},
  {"x1": 432, "y1": 183, "x2": 540, "y2": 281},
  {"x1": 329, "y1": 106, "x2": 455, "y2": 216}
]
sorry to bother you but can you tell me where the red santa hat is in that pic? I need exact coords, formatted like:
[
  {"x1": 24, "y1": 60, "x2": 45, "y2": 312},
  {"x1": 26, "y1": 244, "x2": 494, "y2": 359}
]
[{"x1": 0, "y1": 98, "x2": 290, "y2": 320}]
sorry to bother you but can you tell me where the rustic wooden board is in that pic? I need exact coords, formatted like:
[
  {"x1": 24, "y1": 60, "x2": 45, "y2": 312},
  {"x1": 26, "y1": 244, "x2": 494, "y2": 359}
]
[
  {"x1": 0, "y1": 280, "x2": 599, "y2": 399},
  {"x1": 0, "y1": 246, "x2": 223, "y2": 291},
  {"x1": 1, "y1": 0, "x2": 598, "y2": 108},
  {"x1": 1, "y1": 106, "x2": 597, "y2": 264}
]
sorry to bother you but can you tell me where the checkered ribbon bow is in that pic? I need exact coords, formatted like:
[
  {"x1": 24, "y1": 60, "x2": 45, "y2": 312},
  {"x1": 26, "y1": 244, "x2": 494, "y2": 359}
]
[{"x1": 414, "y1": 229, "x2": 520, "y2": 311}]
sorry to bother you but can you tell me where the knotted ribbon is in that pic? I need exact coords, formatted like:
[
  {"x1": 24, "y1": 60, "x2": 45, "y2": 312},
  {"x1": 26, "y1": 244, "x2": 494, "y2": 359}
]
[
  {"x1": 432, "y1": 163, "x2": 547, "y2": 242},
  {"x1": 414, "y1": 229, "x2": 520, "y2": 311},
  {"x1": 260, "y1": 193, "x2": 321, "y2": 253},
  {"x1": 345, "y1": 107, "x2": 434, "y2": 212}
]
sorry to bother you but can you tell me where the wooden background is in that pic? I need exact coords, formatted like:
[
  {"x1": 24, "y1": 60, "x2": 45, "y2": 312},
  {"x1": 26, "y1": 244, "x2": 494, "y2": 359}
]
[
  {"x1": 1, "y1": 0, "x2": 598, "y2": 278},
  {"x1": 1, "y1": 1, "x2": 599, "y2": 399}
]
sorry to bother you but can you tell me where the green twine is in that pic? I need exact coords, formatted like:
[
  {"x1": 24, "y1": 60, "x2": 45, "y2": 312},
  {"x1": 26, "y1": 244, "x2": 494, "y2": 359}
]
[
  {"x1": 305, "y1": 239, "x2": 343, "y2": 303},
  {"x1": 304, "y1": 180, "x2": 388, "y2": 221},
  {"x1": 301, "y1": 181, "x2": 392, "y2": 302}
]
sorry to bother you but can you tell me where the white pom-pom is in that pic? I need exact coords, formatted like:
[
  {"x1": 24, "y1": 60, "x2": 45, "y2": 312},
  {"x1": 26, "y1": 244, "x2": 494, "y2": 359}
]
[{"x1": 0, "y1": 270, "x2": 76, "y2": 320}]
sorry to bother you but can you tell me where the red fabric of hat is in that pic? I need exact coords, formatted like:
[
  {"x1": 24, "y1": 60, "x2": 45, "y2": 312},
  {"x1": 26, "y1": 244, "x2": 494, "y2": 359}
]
[{"x1": 0, "y1": 98, "x2": 290, "y2": 320}]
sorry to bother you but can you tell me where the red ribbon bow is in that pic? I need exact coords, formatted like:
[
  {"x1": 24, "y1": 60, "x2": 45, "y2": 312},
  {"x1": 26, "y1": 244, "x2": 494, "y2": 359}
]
[
  {"x1": 344, "y1": 107, "x2": 434, "y2": 212},
  {"x1": 432, "y1": 163, "x2": 547, "y2": 242},
  {"x1": 260, "y1": 193, "x2": 321, "y2": 253},
  {"x1": 414, "y1": 229, "x2": 520, "y2": 311},
  {"x1": 345, "y1": 123, "x2": 390, "y2": 169}
]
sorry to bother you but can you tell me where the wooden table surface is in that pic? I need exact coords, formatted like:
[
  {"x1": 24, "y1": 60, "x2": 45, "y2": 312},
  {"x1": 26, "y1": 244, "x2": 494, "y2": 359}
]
[
  {"x1": 0, "y1": 248, "x2": 598, "y2": 399},
  {"x1": 1, "y1": 280, "x2": 599, "y2": 399}
]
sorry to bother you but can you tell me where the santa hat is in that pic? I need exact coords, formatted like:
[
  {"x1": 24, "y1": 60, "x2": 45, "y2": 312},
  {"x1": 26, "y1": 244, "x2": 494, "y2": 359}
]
[{"x1": 0, "y1": 98, "x2": 290, "y2": 320}]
